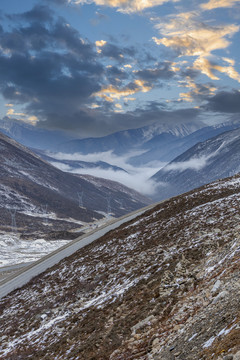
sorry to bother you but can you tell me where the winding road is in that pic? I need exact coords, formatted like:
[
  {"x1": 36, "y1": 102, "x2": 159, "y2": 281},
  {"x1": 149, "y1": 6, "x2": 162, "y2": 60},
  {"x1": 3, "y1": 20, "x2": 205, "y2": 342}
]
[{"x1": 0, "y1": 203, "x2": 156, "y2": 300}]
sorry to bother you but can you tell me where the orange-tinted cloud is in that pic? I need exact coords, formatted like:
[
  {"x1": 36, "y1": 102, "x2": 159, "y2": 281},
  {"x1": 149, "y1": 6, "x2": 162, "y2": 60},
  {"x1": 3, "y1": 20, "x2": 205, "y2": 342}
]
[
  {"x1": 179, "y1": 77, "x2": 217, "y2": 102},
  {"x1": 94, "y1": 80, "x2": 152, "y2": 102},
  {"x1": 153, "y1": 12, "x2": 240, "y2": 83},
  {"x1": 74, "y1": 0, "x2": 179, "y2": 13},
  {"x1": 201, "y1": 0, "x2": 240, "y2": 10}
]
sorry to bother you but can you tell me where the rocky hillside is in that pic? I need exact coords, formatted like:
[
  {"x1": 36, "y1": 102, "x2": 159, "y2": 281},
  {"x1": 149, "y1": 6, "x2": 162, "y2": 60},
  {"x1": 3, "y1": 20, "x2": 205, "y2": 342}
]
[
  {"x1": 0, "y1": 174, "x2": 240, "y2": 359},
  {"x1": 0, "y1": 132, "x2": 150, "y2": 239},
  {"x1": 152, "y1": 126, "x2": 240, "y2": 200}
]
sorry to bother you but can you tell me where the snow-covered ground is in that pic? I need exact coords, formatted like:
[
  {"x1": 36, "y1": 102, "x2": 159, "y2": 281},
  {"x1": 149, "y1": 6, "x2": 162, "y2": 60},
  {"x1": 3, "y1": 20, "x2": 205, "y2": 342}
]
[
  {"x1": 0, "y1": 214, "x2": 115, "y2": 268},
  {"x1": 0, "y1": 233, "x2": 70, "y2": 267}
]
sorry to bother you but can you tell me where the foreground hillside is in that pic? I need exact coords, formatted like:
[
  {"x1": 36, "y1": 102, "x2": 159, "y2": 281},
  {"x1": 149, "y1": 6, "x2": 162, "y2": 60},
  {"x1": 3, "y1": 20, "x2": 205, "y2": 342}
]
[
  {"x1": 0, "y1": 132, "x2": 150, "y2": 239},
  {"x1": 0, "y1": 175, "x2": 240, "y2": 359}
]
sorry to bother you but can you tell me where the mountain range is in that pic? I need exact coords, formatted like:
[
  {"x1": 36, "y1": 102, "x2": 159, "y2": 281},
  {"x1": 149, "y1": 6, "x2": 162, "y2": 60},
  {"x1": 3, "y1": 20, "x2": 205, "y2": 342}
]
[
  {"x1": 1, "y1": 173, "x2": 239, "y2": 359},
  {"x1": 33, "y1": 149, "x2": 127, "y2": 173},
  {"x1": 0, "y1": 132, "x2": 150, "y2": 239},
  {"x1": 152, "y1": 126, "x2": 240, "y2": 200},
  {"x1": 2, "y1": 118, "x2": 240, "y2": 171},
  {"x1": 0, "y1": 118, "x2": 73, "y2": 151}
]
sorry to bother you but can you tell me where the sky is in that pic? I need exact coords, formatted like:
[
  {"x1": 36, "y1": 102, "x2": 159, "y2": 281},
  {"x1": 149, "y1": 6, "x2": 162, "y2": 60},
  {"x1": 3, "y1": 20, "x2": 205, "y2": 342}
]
[{"x1": 0, "y1": 0, "x2": 240, "y2": 138}]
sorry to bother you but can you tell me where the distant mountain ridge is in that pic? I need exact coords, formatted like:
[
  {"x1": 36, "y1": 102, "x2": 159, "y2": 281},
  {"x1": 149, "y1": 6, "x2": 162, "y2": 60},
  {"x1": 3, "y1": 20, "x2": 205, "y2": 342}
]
[
  {"x1": 0, "y1": 118, "x2": 74, "y2": 150},
  {"x1": 55, "y1": 121, "x2": 203, "y2": 156},
  {"x1": 129, "y1": 121, "x2": 240, "y2": 165},
  {"x1": 2, "y1": 117, "x2": 240, "y2": 172},
  {"x1": 32, "y1": 149, "x2": 127, "y2": 173},
  {"x1": 152, "y1": 126, "x2": 240, "y2": 200}
]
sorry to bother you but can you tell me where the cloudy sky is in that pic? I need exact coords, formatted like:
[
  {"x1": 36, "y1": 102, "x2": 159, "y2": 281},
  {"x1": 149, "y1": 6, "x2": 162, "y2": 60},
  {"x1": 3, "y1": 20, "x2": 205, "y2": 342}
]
[{"x1": 1, "y1": 0, "x2": 240, "y2": 137}]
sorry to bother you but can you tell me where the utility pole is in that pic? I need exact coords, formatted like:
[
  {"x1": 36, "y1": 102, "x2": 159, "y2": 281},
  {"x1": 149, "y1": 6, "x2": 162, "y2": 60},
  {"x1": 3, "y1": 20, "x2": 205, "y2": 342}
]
[
  {"x1": 77, "y1": 191, "x2": 84, "y2": 207},
  {"x1": 41, "y1": 204, "x2": 48, "y2": 225},
  {"x1": 107, "y1": 194, "x2": 111, "y2": 216},
  {"x1": 9, "y1": 208, "x2": 17, "y2": 233},
  {"x1": 119, "y1": 199, "x2": 123, "y2": 209}
]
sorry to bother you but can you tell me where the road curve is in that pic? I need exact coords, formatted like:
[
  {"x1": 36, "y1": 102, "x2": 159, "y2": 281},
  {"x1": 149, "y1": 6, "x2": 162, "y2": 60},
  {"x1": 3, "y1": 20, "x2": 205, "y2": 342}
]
[{"x1": 0, "y1": 202, "x2": 158, "y2": 300}]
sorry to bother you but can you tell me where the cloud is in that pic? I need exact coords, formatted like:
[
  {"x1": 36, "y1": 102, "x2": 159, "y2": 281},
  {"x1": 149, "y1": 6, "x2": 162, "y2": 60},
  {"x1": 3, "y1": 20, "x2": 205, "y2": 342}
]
[
  {"x1": 162, "y1": 140, "x2": 227, "y2": 172},
  {"x1": 0, "y1": 9, "x2": 106, "y2": 130},
  {"x1": 135, "y1": 62, "x2": 176, "y2": 82},
  {"x1": 153, "y1": 11, "x2": 240, "y2": 83},
  {"x1": 1, "y1": 2, "x2": 232, "y2": 138},
  {"x1": 7, "y1": 5, "x2": 54, "y2": 23},
  {"x1": 179, "y1": 77, "x2": 217, "y2": 102},
  {"x1": 201, "y1": 0, "x2": 240, "y2": 10},
  {"x1": 93, "y1": 80, "x2": 152, "y2": 102},
  {"x1": 4, "y1": 106, "x2": 39, "y2": 124},
  {"x1": 47, "y1": 150, "x2": 163, "y2": 195},
  {"x1": 41, "y1": 104, "x2": 201, "y2": 137},
  {"x1": 95, "y1": 40, "x2": 107, "y2": 47},
  {"x1": 1, "y1": 5, "x2": 165, "y2": 135},
  {"x1": 163, "y1": 156, "x2": 209, "y2": 171},
  {"x1": 72, "y1": 0, "x2": 179, "y2": 13},
  {"x1": 206, "y1": 90, "x2": 240, "y2": 113},
  {"x1": 194, "y1": 57, "x2": 240, "y2": 82},
  {"x1": 153, "y1": 12, "x2": 238, "y2": 57},
  {"x1": 99, "y1": 42, "x2": 136, "y2": 61}
]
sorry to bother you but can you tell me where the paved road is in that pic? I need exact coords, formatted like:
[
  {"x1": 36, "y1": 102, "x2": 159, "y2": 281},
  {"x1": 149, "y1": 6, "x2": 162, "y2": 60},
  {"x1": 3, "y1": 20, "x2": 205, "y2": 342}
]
[
  {"x1": 0, "y1": 262, "x2": 33, "y2": 273},
  {"x1": 0, "y1": 203, "x2": 157, "y2": 300}
]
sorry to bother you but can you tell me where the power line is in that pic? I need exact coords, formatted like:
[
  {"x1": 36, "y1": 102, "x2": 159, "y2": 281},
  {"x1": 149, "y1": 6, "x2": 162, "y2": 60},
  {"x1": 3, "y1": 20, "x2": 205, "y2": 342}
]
[{"x1": 8, "y1": 208, "x2": 17, "y2": 233}]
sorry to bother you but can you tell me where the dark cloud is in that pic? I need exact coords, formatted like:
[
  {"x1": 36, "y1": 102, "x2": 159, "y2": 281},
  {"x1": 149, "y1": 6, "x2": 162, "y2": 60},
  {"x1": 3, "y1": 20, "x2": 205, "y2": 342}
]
[
  {"x1": 206, "y1": 91, "x2": 240, "y2": 113},
  {"x1": 37, "y1": 96, "x2": 201, "y2": 137},
  {"x1": 100, "y1": 43, "x2": 136, "y2": 61},
  {"x1": 135, "y1": 62, "x2": 175, "y2": 82},
  {"x1": 7, "y1": 5, "x2": 54, "y2": 23},
  {"x1": 180, "y1": 67, "x2": 200, "y2": 79},
  {"x1": 3, "y1": 10, "x2": 94, "y2": 58},
  {"x1": 0, "y1": 4, "x2": 204, "y2": 138},
  {"x1": 0, "y1": 9, "x2": 104, "y2": 130}
]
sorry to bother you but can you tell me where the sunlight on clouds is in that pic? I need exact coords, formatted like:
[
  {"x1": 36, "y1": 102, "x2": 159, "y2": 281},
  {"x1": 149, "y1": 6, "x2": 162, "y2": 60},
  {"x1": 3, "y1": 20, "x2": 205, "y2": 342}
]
[
  {"x1": 115, "y1": 103, "x2": 123, "y2": 109},
  {"x1": 89, "y1": 103, "x2": 101, "y2": 108},
  {"x1": 179, "y1": 77, "x2": 217, "y2": 102},
  {"x1": 153, "y1": 13, "x2": 238, "y2": 57},
  {"x1": 7, "y1": 108, "x2": 26, "y2": 117},
  {"x1": 222, "y1": 57, "x2": 235, "y2": 66},
  {"x1": 6, "y1": 107, "x2": 38, "y2": 124},
  {"x1": 95, "y1": 40, "x2": 107, "y2": 47},
  {"x1": 27, "y1": 116, "x2": 38, "y2": 125},
  {"x1": 73, "y1": 0, "x2": 179, "y2": 13},
  {"x1": 94, "y1": 80, "x2": 152, "y2": 102},
  {"x1": 153, "y1": 12, "x2": 240, "y2": 84},
  {"x1": 201, "y1": 0, "x2": 240, "y2": 10},
  {"x1": 194, "y1": 57, "x2": 240, "y2": 82}
]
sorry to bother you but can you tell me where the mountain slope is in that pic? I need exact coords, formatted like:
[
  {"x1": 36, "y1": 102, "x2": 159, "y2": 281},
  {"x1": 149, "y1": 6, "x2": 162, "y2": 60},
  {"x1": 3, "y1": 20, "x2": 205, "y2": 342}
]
[
  {"x1": 0, "y1": 118, "x2": 73, "y2": 150},
  {"x1": 0, "y1": 175, "x2": 240, "y2": 359},
  {"x1": 152, "y1": 126, "x2": 240, "y2": 200},
  {"x1": 0, "y1": 132, "x2": 150, "y2": 238},
  {"x1": 55, "y1": 121, "x2": 202, "y2": 156},
  {"x1": 129, "y1": 121, "x2": 240, "y2": 165},
  {"x1": 32, "y1": 149, "x2": 127, "y2": 173}
]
